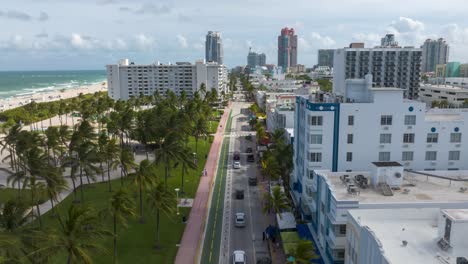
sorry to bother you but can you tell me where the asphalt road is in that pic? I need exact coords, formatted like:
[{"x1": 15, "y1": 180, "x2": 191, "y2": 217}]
[{"x1": 221, "y1": 100, "x2": 270, "y2": 264}]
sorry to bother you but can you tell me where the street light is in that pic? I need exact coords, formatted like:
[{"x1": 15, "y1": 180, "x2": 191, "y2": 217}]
[{"x1": 175, "y1": 188, "x2": 180, "y2": 215}]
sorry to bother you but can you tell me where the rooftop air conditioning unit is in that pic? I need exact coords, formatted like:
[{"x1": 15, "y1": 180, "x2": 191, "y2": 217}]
[
  {"x1": 431, "y1": 162, "x2": 437, "y2": 165},
  {"x1": 456, "y1": 144, "x2": 461, "y2": 148},
  {"x1": 403, "y1": 144, "x2": 409, "y2": 148},
  {"x1": 383, "y1": 126, "x2": 389, "y2": 130},
  {"x1": 404, "y1": 162, "x2": 410, "y2": 166},
  {"x1": 380, "y1": 145, "x2": 385, "y2": 148},
  {"x1": 427, "y1": 144, "x2": 432, "y2": 148},
  {"x1": 407, "y1": 126, "x2": 413, "y2": 129},
  {"x1": 449, "y1": 162, "x2": 455, "y2": 165}
]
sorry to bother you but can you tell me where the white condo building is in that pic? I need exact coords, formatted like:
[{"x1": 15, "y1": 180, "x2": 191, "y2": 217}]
[
  {"x1": 291, "y1": 74, "x2": 468, "y2": 264},
  {"x1": 106, "y1": 59, "x2": 228, "y2": 100},
  {"x1": 333, "y1": 43, "x2": 422, "y2": 99},
  {"x1": 347, "y1": 208, "x2": 468, "y2": 264}
]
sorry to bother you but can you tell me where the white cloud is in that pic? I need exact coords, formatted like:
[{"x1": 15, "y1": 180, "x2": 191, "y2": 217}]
[
  {"x1": 70, "y1": 33, "x2": 93, "y2": 49},
  {"x1": 176, "y1": 34, "x2": 188, "y2": 48},
  {"x1": 135, "y1": 34, "x2": 155, "y2": 50},
  {"x1": 310, "y1": 32, "x2": 336, "y2": 47},
  {"x1": 388, "y1": 17, "x2": 425, "y2": 33}
]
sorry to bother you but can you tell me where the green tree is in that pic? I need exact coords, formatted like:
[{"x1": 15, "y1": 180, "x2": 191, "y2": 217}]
[
  {"x1": 108, "y1": 188, "x2": 136, "y2": 264},
  {"x1": 103, "y1": 138, "x2": 121, "y2": 192},
  {"x1": 263, "y1": 185, "x2": 289, "y2": 216},
  {"x1": 131, "y1": 159, "x2": 156, "y2": 222},
  {"x1": 290, "y1": 240, "x2": 315, "y2": 264},
  {"x1": 118, "y1": 148, "x2": 136, "y2": 185},
  {"x1": 146, "y1": 181, "x2": 177, "y2": 248},
  {"x1": 192, "y1": 116, "x2": 209, "y2": 155}
]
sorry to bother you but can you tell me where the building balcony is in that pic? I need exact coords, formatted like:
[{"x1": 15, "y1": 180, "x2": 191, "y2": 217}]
[{"x1": 326, "y1": 229, "x2": 347, "y2": 249}]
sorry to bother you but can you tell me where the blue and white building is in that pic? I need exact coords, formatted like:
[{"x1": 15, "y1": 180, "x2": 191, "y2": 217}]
[{"x1": 291, "y1": 74, "x2": 468, "y2": 264}]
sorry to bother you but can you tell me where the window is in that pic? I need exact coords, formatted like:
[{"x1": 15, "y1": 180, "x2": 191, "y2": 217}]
[
  {"x1": 308, "y1": 116, "x2": 323, "y2": 126},
  {"x1": 403, "y1": 133, "x2": 415, "y2": 143},
  {"x1": 427, "y1": 133, "x2": 439, "y2": 143},
  {"x1": 381, "y1": 115, "x2": 393, "y2": 125},
  {"x1": 309, "y1": 134, "x2": 323, "y2": 144},
  {"x1": 404, "y1": 115, "x2": 416, "y2": 125},
  {"x1": 348, "y1": 115, "x2": 354, "y2": 126},
  {"x1": 380, "y1": 134, "x2": 392, "y2": 144},
  {"x1": 379, "y1": 152, "x2": 391, "y2": 161},
  {"x1": 449, "y1": 151, "x2": 460, "y2": 161},
  {"x1": 309, "y1": 152, "x2": 322, "y2": 162},
  {"x1": 450, "y1": 133, "x2": 462, "y2": 143},
  {"x1": 425, "y1": 151, "x2": 437, "y2": 161},
  {"x1": 347, "y1": 134, "x2": 353, "y2": 144},
  {"x1": 339, "y1": 225, "x2": 347, "y2": 235},
  {"x1": 346, "y1": 152, "x2": 353, "y2": 162},
  {"x1": 402, "y1": 151, "x2": 414, "y2": 161}
]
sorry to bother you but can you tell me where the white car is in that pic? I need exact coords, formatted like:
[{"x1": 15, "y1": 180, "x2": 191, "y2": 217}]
[
  {"x1": 235, "y1": 213, "x2": 246, "y2": 227},
  {"x1": 233, "y1": 161, "x2": 241, "y2": 169},
  {"x1": 232, "y1": 250, "x2": 246, "y2": 264}
]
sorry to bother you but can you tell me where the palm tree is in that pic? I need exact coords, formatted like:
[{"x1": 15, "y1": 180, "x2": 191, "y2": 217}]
[
  {"x1": 263, "y1": 185, "x2": 289, "y2": 216},
  {"x1": 33, "y1": 204, "x2": 112, "y2": 264},
  {"x1": 109, "y1": 188, "x2": 136, "y2": 264},
  {"x1": 154, "y1": 133, "x2": 195, "y2": 189},
  {"x1": 104, "y1": 138, "x2": 121, "y2": 192},
  {"x1": 290, "y1": 240, "x2": 315, "y2": 264},
  {"x1": 192, "y1": 116, "x2": 209, "y2": 155},
  {"x1": 131, "y1": 159, "x2": 156, "y2": 222},
  {"x1": 146, "y1": 181, "x2": 176, "y2": 248},
  {"x1": 0, "y1": 199, "x2": 33, "y2": 232},
  {"x1": 118, "y1": 148, "x2": 136, "y2": 185},
  {"x1": 42, "y1": 165, "x2": 68, "y2": 218},
  {"x1": 76, "y1": 140, "x2": 101, "y2": 202}
]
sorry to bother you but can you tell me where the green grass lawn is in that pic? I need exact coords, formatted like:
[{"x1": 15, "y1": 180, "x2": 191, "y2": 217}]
[
  {"x1": 29, "y1": 136, "x2": 213, "y2": 263},
  {"x1": 0, "y1": 188, "x2": 47, "y2": 206}
]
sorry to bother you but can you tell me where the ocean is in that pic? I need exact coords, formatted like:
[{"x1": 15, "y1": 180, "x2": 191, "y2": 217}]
[{"x1": 0, "y1": 70, "x2": 106, "y2": 99}]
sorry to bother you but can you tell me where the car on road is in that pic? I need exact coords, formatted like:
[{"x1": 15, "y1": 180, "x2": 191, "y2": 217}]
[
  {"x1": 246, "y1": 147, "x2": 253, "y2": 153},
  {"x1": 232, "y1": 250, "x2": 246, "y2": 264},
  {"x1": 235, "y1": 189, "x2": 244, "y2": 200},
  {"x1": 248, "y1": 177, "x2": 257, "y2": 186},
  {"x1": 235, "y1": 213, "x2": 246, "y2": 227},
  {"x1": 233, "y1": 161, "x2": 241, "y2": 169},
  {"x1": 247, "y1": 154, "x2": 255, "y2": 162},
  {"x1": 233, "y1": 151, "x2": 241, "y2": 161}
]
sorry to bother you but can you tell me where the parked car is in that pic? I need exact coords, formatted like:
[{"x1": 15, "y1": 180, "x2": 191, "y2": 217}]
[
  {"x1": 233, "y1": 161, "x2": 241, "y2": 169},
  {"x1": 235, "y1": 189, "x2": 244, "y2": 200},
  {"x1": 235, "y1": 213, "x2": 246, "y2": 227},
  {"x1": 248, "y1": 177, "x2": 257, "y2": 186},
  {"x1": 247, "y1": 154, "x2": 255, "y2": 162},
  {"x1": 233, "y1": 151, "x2": 241, "y2": 161},
  {"x1": 246, "y1": 147, "x2": 253, "y2": 153},
  {"x1": 232, "y1": 250, "x2": 246, "y2": 264}
]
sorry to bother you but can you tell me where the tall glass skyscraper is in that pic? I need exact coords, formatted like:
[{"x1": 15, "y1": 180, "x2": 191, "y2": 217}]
[
  {"x1": 277, "y1": 27, "x2": 297, "y2": 72},
  {"x1": 205, "y1": 31, "x2": 223, "y2": 65},
  {"x1": 421, "y1": 38, "x2": 449, "y2": 73}
]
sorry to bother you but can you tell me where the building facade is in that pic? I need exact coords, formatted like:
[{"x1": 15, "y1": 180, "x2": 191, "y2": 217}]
[
  {"x1": 318, "y1": 49, "x2": 335, "y2": 68},
  {"x1": 421, "y1": 38, "x2": 449, "y2": 73},
  {"x1": 333, "y1": 41, "x2": 422, "y2": 99},
  {"x1": 294, "y1": 75, "x2": 468, "y2": 174},
  {"x1": 446, "y1": 62, "x2": 461, "y2": 77},
  {"x1": 205, "y1": 31, "x2": 223, "y2": 65},
  {"x1": 247, "y1": 50, "x2": 267, "y2": 68},
  {"x1": 460, "y1": 63, "x2": 468, "y2": 77},
  {"x1": 106, "y1": 59, "x2": 227, "y2": 100},
  {"x1": 419, "y1": 84, "x2": 468, "y2": 106},
  {"x1": 278, "y1": 27, "x2": 298, "y2": 72}
]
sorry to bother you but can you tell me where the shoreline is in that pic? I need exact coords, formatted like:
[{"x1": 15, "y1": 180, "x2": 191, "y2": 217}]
[{"x1": 0, "y1": 81, "x2": 107, "y2": 111}]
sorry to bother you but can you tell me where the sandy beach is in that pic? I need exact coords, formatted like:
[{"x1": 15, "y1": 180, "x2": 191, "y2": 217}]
[{"x1": 0, "y1": 82, "x2": 107, "y2": 112}]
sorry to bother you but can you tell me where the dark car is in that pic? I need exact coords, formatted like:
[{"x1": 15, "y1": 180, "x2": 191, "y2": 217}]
[
  {"x1": 235, "y1": 189, "x2": 244, "y2": 199},
  {"x1": 233, "y1": 151, "x2": 241, "y2": 161},
  {"x1": 246, "y1": 147, "x2": 253, "y2": 153},
  {"x1": 247, "y1": 154, "x2": 255, "y2": 162},
  {"x1": 248, "y1": 177, "x2": 257, "y2": 186}
]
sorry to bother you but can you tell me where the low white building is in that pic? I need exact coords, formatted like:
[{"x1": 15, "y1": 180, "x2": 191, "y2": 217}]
[
  {"x1": 293, "y1": 165, "x2": 468, "y2": 264},
  {"x1": 347, "y1": 208, "x2": 468, "y2": 264},
  {"x1": 106, "y1": 59, "x2": 228, "y2": 100},
  {"x1": 419, "y1": 84, "x2": 468, "y2": 106},
  {"x1": 266, "y1": 105, "x2": 295, "y2": 132},
  {"x1": 429, "y1": 77, "x2": 468, "y2": 88}
]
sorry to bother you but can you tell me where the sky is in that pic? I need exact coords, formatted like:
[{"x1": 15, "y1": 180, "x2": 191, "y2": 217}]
[{"x1": 1, "y1": 0, "x2": 468, "y2": 71}]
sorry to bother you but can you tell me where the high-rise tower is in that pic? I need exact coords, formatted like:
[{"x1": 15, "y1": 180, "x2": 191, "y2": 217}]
[
  {"x1": 277, "y1": 27, "x2": 297, "y2": 72},
  {"x1": 421, "y1": 38, "x2": 449, "y2": 73},
  {"x1": 205, "y1": 31, "x2": 223, "y2": 65}
]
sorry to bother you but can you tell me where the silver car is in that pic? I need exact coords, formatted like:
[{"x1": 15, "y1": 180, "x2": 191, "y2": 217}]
[
  {"x1": 235, "y1": 213, "x2": 246, "y2": 227},
  {"x1": 232, "y1": 250, "x2": 246, "y2": 264}
]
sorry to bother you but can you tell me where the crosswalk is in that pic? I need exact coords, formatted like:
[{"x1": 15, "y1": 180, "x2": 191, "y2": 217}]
[{"x1": 224, "y1": 131, "x2": 257, "y2": 138}]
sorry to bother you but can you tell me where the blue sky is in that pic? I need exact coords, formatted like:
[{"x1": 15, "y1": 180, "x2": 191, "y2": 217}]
[{"x1": 1, "y1": 0, "x2": 468, "y2": 70}]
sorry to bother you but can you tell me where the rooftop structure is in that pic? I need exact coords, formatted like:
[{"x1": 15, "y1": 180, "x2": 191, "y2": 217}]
[
  {"x1": 347, "y1": 208, "x2": 468, "y2": 264},
  {"x1": 419, "y1": 84, "x2": 468, "y2": 106}
]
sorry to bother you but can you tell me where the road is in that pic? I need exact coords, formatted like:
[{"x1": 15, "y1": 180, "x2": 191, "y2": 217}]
[{"x1": 201, "y1": 97, "x2": 270, "y2": 264}]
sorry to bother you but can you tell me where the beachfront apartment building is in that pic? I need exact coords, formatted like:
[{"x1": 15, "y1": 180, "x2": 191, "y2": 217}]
[
  {"x1": 333, "y1": 39, "x2": 422, "y2": 99},
  {"x1": 347, "y1": 208, "x2": 468, "y2": 264},
  {"x1": 106, "y1": 59, "x2": 227, "y2": 100},
  {"x1": 290, "y1": 73, "x2": 468, "y2": 263}
]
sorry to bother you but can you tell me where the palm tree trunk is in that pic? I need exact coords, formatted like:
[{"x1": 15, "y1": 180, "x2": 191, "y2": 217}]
[
  {"x1": 156, "y1": 209, "x2": 160, "y2": 248},
  {"x1": 181, "y1": 163, "x2": 185, "y2": 194},
  {"x1": 139, "y1": 182, "x2": 143, "y2": 222},
  {"x1": 36, "y1": 203, "x2": 43, "y2": 228},
  {"x1": 79, "y1": 166, "x2": 84, "y2": 202},
  {"x1": 100, "y1": 162, "x2": 105, "y2": 182},
  {"x1": 113, "y1": 214, "x2": 117, "y2": 264},
  {"x1": 107, "y1": 161, "x2": 112, "y2": 192},
  {"x1": 67, "y1": 254, "x2": 72, "y2": 264},
  {"x1": 164, "y1": 165, "x2": 168, "y2": 190},
  {"x1": 71, "y1": 174, "x2": 77, "y2": 202}
]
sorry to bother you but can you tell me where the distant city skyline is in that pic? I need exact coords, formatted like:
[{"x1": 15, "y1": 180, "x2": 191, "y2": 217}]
[{"x1": 1, "y1": 0, "x2": 468, "y2": 70}]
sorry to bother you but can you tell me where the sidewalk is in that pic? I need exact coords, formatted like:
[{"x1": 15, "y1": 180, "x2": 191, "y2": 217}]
[{"x1": 175, "y1": 104, "x2": 231, "y2": 264}]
